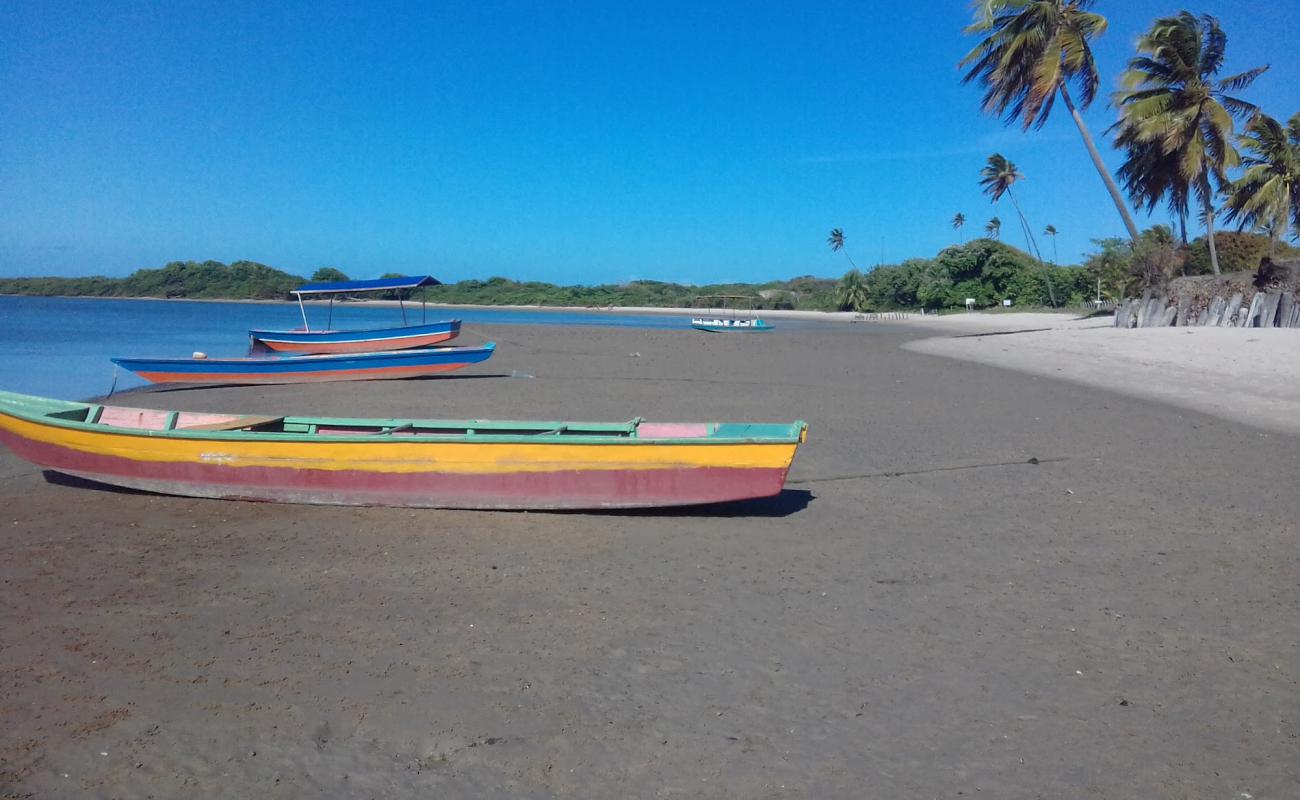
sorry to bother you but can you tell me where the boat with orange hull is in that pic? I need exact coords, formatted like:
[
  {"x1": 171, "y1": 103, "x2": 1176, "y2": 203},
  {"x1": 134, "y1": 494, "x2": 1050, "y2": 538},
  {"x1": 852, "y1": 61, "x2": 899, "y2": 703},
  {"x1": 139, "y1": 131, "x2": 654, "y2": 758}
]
[
  {"x1": 110, "y1": 343, "x2": 495, "y2": 385},
  {"x1": 249, "y1": 275, "x2": 459, "y2": 354},
  {"x1": 0, "y1": 390, "x2": 808, "y2": 510},
  {"x1": 248, "y1": 320, "x2": 461, "y2": 354}
]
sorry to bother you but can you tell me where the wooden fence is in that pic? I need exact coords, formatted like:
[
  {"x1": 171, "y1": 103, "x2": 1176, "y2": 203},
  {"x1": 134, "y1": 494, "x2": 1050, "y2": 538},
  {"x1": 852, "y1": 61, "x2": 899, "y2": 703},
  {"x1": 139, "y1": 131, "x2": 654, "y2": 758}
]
[{"x1": 1115, "y1": 288, "x2": 1299, "y2": 328}]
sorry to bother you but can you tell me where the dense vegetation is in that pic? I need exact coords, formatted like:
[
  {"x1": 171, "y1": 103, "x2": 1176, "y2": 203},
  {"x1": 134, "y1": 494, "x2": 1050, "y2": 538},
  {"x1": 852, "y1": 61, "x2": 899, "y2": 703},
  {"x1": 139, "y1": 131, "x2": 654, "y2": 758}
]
[
  {"x1": 0, "y1": 260, "x2": 839, "y2": 310},
  {"x1": 0, "y1": 260, "x2": 303, "y2": 300}
]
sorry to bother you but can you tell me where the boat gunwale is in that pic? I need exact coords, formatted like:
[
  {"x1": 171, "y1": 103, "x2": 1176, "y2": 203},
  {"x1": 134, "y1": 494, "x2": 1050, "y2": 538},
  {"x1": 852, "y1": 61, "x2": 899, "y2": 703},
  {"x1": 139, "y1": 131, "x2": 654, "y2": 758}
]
[
  {"x1": 0, "y1": 396, "x2": 807, "y2": 447},
  {"x1": 247, "y1": 320, "x2": 460, "y2": 341}
]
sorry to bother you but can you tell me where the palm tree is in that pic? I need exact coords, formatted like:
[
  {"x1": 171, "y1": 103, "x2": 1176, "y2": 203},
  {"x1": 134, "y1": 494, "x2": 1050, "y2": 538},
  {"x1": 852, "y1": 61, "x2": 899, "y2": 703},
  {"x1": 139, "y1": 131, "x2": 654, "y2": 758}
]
[
  {"x1": 961, "y1": 0, "x2": 1141, "y2": 242},
  {"x1": 1044, "y1": 224, "x2": 1059, "y2": 265},
  {"x1": 1112, "y1": 12, "x2": 1268, "y2": 275},
  {"x1": 835, "y1": 268, "x2": 870, "y2": 312},
  {"x1": 985, "y1": 217, "x2": 1001, "y2": 239},
  {"x1": 1224, "y1": 112, "x2": 1300, "y2": 254},
  {"x1": 952, "y1": 212, "x2": 967, "y2": 243},
  {"x1": 979, "y1": 153, "x2": 1056, "y2": 305},
  {"x1": 827, "y1": 228, "x2": 858, "y2": 269}
]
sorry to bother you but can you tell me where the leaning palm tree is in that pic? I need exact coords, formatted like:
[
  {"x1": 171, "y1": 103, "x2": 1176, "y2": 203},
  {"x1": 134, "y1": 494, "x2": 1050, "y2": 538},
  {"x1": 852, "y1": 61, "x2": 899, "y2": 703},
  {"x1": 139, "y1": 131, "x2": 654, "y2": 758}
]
[
  {"x1": 985, "y1": 217, "x2": 1001, "y2": 239},
  {"x1": 979, "y1": 153, "x2": 1056, "y2": 305},
  {"x1": 961, "y1": 0, "x2": 1141, "y2": 242},
  {"x1": 1224, "y1": 112, "x2": 1300, "y2": 254},
  {"x1": 1044, "y1": 224, "x2": 1059, "y2": 265},
  {"x1": 827, "y1": 228, "x2": 858, "y2": 269},
  {"x1": 952, "y1": 212, "x2": 967, "y2": 243},
  {"x1": 1112, "y1": 12, "x2": 1268, "y2": 275}
]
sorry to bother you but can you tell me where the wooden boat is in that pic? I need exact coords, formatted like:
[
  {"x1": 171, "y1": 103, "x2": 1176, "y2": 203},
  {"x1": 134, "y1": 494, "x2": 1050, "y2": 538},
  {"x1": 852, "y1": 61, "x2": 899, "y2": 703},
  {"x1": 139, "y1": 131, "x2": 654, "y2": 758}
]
[
  {"x1": 0, "y1": 390, "x2": 808, "y2": 510},
  {"x1": 111, "y1": 343, "x2": 495, "y2": 385},
  {"x1": 690, "y1": 295, "x2": 774, "y2": 333},
  {"x1": 249, "y1": 320, "x2": 461, "y2": 354},
  {"x1": 249, "y1": 275, "x2": 460, "y2": 354}
]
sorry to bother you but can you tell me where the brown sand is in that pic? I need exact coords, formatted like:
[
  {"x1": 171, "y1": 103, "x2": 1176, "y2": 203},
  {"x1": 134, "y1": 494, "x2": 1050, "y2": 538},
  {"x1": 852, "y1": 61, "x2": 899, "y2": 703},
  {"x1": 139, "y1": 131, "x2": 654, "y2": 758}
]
[{"x1": 1, "y1": 323, "x2": 1297, "y2": 798}]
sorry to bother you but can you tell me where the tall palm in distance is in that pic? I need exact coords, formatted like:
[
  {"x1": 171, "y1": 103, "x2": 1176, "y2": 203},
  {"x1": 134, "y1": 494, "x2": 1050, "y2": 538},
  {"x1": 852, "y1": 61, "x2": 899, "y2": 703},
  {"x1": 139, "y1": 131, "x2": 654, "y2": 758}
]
[
  {"x1": 961, "y1": 0, "x2": 1141, "y2": 242},
  {"x1": 979, "y1": 153, "x2": 1055, "y2": 305},
  {"x1": 1112, "y1": 12, "x2": 1268, "y2": 275},
  {"x1": 1044, "y1": 224, "x2": 1059, "y2": 265},
  {"x1": 1224, "y1": 112, "x2": 1300, "y2": 255},
  {"x1": 952, "y1": 213, "x2": 966, "y2": 243},
  {"x1": 985, "y1": 217, "x2": 1001, "y2": 239},
  {"x1": 827, "y1": 228, "x2": 858, "y2": 270}
]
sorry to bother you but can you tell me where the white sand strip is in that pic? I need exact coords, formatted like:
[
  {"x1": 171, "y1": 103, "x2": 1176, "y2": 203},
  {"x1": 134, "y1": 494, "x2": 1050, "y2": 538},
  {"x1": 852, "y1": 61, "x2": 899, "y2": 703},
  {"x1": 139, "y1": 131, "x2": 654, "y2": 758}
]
[{"x1": 902, "y1": 315, "x2": 1300, "y2": 436}]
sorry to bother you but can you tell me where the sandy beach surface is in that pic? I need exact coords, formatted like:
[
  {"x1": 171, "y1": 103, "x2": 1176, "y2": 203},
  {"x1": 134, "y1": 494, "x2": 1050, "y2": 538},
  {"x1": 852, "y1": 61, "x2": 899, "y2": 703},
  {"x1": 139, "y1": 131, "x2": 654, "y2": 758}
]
[{"x1": 1, "y1": 320, "x2": 1296, "y2": 798}]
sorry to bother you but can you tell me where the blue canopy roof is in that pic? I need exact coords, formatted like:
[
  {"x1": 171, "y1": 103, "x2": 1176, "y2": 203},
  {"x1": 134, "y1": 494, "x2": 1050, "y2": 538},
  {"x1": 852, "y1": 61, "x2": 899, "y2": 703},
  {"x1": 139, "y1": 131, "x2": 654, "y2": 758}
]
[{"x1": 293, "y1": 275, "x2": 440, "y2": 295}]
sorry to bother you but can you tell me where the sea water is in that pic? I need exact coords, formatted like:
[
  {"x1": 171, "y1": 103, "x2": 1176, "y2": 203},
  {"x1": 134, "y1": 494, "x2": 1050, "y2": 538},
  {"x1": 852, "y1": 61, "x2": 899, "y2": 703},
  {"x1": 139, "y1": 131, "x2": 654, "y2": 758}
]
[{"x1": 0, "y1": 296, "x2": 830, "y2": 399}]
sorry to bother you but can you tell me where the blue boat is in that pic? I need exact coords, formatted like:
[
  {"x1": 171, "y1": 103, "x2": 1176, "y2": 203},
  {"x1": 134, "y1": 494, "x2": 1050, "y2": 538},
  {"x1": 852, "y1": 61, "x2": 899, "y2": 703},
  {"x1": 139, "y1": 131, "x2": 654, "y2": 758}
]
[
  {"x1": 111, "y1": 343, "x2": 496, "y2": 385},
  {"x1": 250, "y1": 275, "x2": 461, "y2": 354}
]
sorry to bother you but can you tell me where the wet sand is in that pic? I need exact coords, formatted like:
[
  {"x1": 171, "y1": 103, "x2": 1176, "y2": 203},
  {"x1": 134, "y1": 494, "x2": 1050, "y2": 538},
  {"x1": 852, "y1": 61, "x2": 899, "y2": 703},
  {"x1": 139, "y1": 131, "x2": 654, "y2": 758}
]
[{"x1": 2, "y1": 322, "x2": 1297, "y2": 798}]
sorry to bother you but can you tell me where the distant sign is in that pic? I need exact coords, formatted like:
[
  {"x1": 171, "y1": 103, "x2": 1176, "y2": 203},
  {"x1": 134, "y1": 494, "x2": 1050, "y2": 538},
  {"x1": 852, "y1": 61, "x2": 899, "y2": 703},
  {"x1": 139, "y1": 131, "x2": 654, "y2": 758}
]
[{"x1": 1003, "y1": 299, "x2": 1013, "y2": 307}]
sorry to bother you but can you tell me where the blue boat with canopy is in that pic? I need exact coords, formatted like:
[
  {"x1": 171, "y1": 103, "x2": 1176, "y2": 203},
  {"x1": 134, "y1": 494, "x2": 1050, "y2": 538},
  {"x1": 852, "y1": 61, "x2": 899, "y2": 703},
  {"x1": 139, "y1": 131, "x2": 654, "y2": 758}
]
[{"x1": 249, "y1": 275, "x2": 461, "y2": 354}]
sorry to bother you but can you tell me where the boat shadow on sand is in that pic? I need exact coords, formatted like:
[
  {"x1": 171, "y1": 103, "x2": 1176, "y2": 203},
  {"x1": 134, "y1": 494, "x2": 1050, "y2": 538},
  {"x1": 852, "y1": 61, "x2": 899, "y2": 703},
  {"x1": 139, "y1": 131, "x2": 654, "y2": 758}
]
[{"x1": 40, "y1": 472, "x2": 813, "y2": 518}]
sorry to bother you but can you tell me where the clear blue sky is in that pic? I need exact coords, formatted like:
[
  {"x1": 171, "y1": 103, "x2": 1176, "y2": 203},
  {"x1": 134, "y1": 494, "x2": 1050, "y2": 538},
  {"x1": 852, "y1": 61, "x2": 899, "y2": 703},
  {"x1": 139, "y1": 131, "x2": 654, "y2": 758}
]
[{"x1": 2, "y1": 1, "x2": 1297, "y2": 284}]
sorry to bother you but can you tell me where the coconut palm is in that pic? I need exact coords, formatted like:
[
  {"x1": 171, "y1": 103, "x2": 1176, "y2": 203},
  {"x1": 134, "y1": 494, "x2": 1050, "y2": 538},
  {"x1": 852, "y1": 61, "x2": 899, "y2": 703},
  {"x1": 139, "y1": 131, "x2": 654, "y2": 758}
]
[
  {"x1": 835, "y1": 268, "x2": 870, "y2": 312},
  {"x1": 827, "y1": 228, "x2": 858, "y2": 269},
  {"x1": 952, "y1": 212, "x2": 967, "y2": 242},
  {"x1": 1044, "y1": 224, "x2": 1059, "y2": 264},
  {"x1": 985, "y1": 217, "x2": 1001, "y2": 239},
  {"x1": 979, "y1": 153, "x2": 1056, "y2": 304},
  {"x1": 961, "y1": 0, "x2": 1140, "y2": 242},
  {"x1": 1224, "y1": 112, "x2": 1300, "y2": 254},
  {"x1": 1112, "y1": 12, "x2": 1268, "y2": 275}
]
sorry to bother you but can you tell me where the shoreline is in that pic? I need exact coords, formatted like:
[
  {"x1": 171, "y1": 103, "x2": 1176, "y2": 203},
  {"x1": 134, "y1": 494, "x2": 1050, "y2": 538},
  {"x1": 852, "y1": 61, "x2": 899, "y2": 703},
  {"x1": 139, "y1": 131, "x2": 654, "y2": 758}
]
[{"x1": 0, "y1": 293, "x2": 875, "y2": 322}]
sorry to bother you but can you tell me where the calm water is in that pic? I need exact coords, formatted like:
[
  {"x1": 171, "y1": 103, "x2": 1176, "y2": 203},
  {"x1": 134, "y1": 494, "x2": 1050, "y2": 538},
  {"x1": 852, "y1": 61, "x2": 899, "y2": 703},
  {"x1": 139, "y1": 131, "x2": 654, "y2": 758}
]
[{"x1": 0, "y1": 296, "x2": 831, "y2": 399}]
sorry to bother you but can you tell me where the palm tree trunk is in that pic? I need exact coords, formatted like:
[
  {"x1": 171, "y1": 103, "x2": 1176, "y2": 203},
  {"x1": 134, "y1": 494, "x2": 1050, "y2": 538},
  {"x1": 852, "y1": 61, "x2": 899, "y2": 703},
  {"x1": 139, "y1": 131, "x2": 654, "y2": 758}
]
[
  {"x1": 1203, "y1": 194, "x2": 1221, "y2": 275},
  {"x1": 1007, "y1": 189, "x2": 1057, "y2": 307},
  {"x1": 1059, "y1": 84, "x2": 1141, "y2": 243}
]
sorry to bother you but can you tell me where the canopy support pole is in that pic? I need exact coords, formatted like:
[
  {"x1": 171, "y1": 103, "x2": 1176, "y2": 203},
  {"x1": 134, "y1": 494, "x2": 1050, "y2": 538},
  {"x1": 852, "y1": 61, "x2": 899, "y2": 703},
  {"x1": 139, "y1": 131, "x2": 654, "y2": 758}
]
[
  {"x1": 326, "y1": 297, "x2": 334, "y2": 329},
  {"x1": 422, "y1": 287, "x2": 427, "y2": 323},
  {"x1": 399, "y1": 294, "x2": 407, "y2": 324},
  {"x1": 296, "y1": 293, "x2": 310, "y2": 331}
]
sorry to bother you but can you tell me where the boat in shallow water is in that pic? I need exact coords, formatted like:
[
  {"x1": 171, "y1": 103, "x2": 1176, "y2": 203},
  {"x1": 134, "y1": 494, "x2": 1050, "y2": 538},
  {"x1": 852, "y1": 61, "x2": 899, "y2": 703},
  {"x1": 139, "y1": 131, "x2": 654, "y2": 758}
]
[
  {"x1": 690, "y1": 294, "x2": 774, "y2": 333},
  {"x1": 110, "y1": 343, "x2": 496, "y2": 385},
  {"x1": 0, "y1": 390, "x2": 807, "y2": 510},
  {"x1": 249, "y1": 275, "x2": 461, "y2": 354}
]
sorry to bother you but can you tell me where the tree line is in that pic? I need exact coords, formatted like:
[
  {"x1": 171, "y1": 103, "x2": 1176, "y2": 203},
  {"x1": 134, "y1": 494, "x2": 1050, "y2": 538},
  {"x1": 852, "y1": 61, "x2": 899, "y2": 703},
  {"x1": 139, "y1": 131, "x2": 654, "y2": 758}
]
[{"x1": 829, "y1": 2, "x2": 1297, "y2": 310}]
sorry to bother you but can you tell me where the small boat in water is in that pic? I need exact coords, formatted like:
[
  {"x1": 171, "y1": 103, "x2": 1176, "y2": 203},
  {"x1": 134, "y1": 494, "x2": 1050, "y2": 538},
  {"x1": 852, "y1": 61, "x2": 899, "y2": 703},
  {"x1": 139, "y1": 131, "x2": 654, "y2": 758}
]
[
  {"x1": 111, "y1": 343, "x2": 496, "y2": 385},
  {"x1": 0, "y1": 390, "x2": 808, "y2": 510},
  {"x1": 690, "y1": 295, "x2": 774, "y2": 333},
  {"x1": 250, "y1": 275, "x2": 460, "y2": 354}
]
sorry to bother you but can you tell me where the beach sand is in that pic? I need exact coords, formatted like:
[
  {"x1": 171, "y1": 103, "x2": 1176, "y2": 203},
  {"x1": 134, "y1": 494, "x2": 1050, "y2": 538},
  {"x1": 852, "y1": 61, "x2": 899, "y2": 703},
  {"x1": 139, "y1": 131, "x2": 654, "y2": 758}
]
[
  {"x1": 1, "y1": 321, "x2": 1296, "y2": 798},
  {"x1": 901, "y1": 312, "x2": 1300, "y2": 436}
]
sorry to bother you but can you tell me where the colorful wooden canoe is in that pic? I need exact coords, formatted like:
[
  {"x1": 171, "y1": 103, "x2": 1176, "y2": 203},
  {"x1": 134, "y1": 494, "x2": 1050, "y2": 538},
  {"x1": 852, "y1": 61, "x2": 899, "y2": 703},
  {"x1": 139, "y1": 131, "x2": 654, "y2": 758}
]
[
  {"x1": 110, "y1": 343, "x2": 495, "y2": 385},
  {"x1": 248, "y1": 320, "x2": 461, "y2": 354},
  {"x1": 0, "y1": 390, "x2": 808, "y2": 510}
]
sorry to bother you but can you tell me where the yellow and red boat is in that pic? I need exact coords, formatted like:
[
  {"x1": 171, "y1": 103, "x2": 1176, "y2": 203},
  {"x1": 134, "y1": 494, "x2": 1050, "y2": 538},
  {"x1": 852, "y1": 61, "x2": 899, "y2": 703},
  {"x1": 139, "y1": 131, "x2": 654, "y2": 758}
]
[{"x1": 0, "y1": 390, "x2": 807, "y2": 510}]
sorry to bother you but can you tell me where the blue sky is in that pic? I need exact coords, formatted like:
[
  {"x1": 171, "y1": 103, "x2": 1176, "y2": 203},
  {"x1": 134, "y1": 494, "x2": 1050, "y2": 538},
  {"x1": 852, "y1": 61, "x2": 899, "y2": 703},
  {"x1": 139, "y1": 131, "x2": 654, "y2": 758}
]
[{"x1": 2, "y1": 1, "x2": 1297, "y2": 284}]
